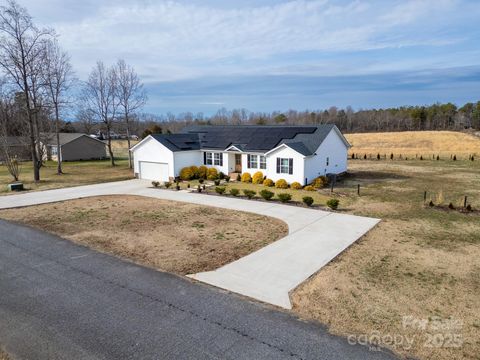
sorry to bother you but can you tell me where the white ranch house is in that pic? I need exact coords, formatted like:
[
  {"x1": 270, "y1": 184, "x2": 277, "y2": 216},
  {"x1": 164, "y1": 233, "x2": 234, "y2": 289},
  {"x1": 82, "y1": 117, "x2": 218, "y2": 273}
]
[{"x1": 131, "y1": 125, "x2": 350, "y2": 185}]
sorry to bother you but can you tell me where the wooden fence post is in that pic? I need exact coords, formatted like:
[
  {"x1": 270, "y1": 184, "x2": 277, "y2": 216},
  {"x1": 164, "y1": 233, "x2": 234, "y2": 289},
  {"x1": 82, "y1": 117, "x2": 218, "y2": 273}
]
[
  {"x1": 464, "y1": 196, "x2": 468, "y2": 208},
  {"x1": 424, "y1": 191, "x2": 427, "y2": 203},
  {"x1": 357, "y1": 184, "x2": 360, "y2": 196}
]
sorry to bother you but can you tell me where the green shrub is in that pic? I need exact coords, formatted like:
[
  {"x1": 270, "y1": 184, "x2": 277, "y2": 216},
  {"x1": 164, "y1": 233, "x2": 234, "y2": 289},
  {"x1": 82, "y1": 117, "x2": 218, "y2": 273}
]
[
  {"x1": 326, "y1": 198, "x2": 339, "y2": 210},
  {"x1": 263, "y1": 178, "x2": 274, "y2": 187},
  {"x1": 214, "y1": 179, "x2": 221, "y2": 186},
  {"x1": 229, "y1": 188, "x2": 239, "y2": 196},
  {"x1": 302, "y1": 196, "x2": 314, "y2": 206},
  {"x1": 252, "y1": 171, "x2": 264, "y2": 184},
  {"x1": 259, "y1": 189, "x2": 274, "y2": 200},
  {"x1": 219, "y1": 171, "x2": 225, "y2": 180},
  {"x1": 312, "y1": 176, "x2": 328, "y2": 189},
  {"x1": 179, "y1": 167, "x2": 194, "y2": 180},
  {"x1": 241, "y1": 172, "x2": 252, "y2": 183},
  {"x1": 198, "y1": 165, "x2": 208, "y2": 179},
  {"x1": 215, "y1": 186, "x2": 226, "y2": 194},
  {"x1": 291, "y1": 182, "x2": 302, "y2": 190},
  {"x1": 164, "y1": 182, "x2": 172, "y2": 188},
  {"x1": 277, "y1": 193, "x2": 292, "y2": 203},
  {"x1": 199, "y1": 178, "x2": 204, "y2": 184},
  {"x1": 275, "y1": 179, "x2": 288, "y2": 189},
  {"x1": 152, "y1": 181, "x2": 160, "y2": 187},
  {"x1": 236, "y1": 173, "x2": 241, "y2": 181},
  {"x1": 225, "y1": 175, "x2": 231, "y2": 182},
  {"x1": 207, "y1": 167, "x2": 218, "y2": 180},
  {"x1": 243, "y1": 189, "x2": 256, "y2": 199},
  {"x1": 303, "y1": 185, "x2": 315, "y2": 191}
]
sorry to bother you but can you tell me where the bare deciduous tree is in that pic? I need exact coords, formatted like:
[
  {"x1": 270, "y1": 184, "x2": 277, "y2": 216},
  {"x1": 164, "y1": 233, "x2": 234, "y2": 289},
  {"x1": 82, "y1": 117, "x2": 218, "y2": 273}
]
[
  {"x1": 82, "y1": 61, "x2": 118, "y2": 166},
  {"x1": 114, "y1": 59, "x2": 146, "y2": 168},
  {"x1": 0, "y1": 0, "x2": 52, "y2": 181},
  {"x1": 42, "y1": 38, "x2": 74, "y2": 174}
]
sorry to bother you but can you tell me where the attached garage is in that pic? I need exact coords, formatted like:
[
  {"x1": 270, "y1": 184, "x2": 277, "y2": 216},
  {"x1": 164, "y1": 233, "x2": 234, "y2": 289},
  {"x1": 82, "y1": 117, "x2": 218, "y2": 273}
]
[{"x1": 139, "y1": 161, "x2": 169, "y2": 182}]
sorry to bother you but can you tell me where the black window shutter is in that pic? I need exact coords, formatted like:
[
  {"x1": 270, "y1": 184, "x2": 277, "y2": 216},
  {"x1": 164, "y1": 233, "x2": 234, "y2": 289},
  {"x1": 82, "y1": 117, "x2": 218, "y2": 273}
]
[
  {"x1": 204, "y1": 152, "x2": 207, "y2": 165},
  {"x1": 276, "y1": 158, "x2": 280, "y2": 173},
  {"x1": 247, "y1": 155, "x2": 251, "y2": 168},
  {"x1": 220, "y1": 153, "x2": 223, "y2": 166},
  {"x1": 289, "y1": 158, "x2": 293, "y2": 174}
]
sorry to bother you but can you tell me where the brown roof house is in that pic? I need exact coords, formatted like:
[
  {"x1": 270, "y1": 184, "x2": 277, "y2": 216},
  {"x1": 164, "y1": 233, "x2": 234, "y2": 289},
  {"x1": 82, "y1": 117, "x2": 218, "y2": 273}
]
[{"x1": 43, "y1": 133, "x2": 107, "y2": 162}]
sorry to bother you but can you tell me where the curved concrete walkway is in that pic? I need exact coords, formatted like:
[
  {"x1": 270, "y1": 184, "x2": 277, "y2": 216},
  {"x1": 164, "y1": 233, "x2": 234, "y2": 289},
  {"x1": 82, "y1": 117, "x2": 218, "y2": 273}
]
[{"x1": 0, "y1": 180, "x2": 380, "y2": 308}]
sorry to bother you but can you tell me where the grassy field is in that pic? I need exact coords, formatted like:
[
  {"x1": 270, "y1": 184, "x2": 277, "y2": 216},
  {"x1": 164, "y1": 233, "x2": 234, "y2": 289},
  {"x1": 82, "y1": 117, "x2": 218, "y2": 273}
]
[
  {"x1": 292, "y1": 159, "x2": 480, "y2": 360},
  {"x1": 0, "y1": 159, "x2": 134, "y2": 194},
  {"x1": 111, "y1": 139, "x2": 138, "y2": 158},
  {"x1": 346, "y1": 131, "x2": 480, "y2": 159},
  {"x1": 0, "y1": 195, "x2": 287, "y2": 275}
]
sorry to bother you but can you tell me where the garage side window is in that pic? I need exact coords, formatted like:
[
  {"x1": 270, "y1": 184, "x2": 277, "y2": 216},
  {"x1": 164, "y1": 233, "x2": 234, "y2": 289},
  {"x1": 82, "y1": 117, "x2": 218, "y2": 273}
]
[
  {"x1": 276, "y1": 158, "x2": 293, "y2": 174},
  {"x1": 214, "y1": 153, "x2": 223, "y2": 166},
  {"x1": 205, "y1": 152, "x2": 213, "y2": 165}
]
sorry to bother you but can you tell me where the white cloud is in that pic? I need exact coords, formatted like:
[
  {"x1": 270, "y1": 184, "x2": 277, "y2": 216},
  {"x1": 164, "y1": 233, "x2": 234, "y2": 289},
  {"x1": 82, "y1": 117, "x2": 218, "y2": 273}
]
[{"x1": 21, "y1": 0, "x2": 477, "y2": 81}]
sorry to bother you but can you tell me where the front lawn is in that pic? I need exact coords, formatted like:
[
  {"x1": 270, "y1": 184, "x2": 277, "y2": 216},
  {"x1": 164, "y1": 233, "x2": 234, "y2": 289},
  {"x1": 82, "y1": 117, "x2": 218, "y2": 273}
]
[
  {"x1": 205, "y1": 181, "x2": 343, "y2": 207},
  {"x1": 0, "y1": 195, "x2": 288, "y2": 275},
  {"x1": 0, "y1": 159, "x2": 134, "y2": 195}
]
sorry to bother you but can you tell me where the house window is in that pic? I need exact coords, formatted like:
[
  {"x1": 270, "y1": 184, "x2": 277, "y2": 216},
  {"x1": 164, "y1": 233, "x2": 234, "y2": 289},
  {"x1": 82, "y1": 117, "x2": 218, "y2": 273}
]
[
  {"x1": 259, "y1": 155, "x2": 266, "y2": 169},
  {"x1": 51, "y1": 146, "x2": 58, "y2": 156},
  {"x1": 276, "y1": 158, "x2": 293, "y2": 174},
  {"x1": 247, "y1": 154, "x2": 258, "y2": 168},
  {"x1": 326, "y1": 157, "x2": 329, "y2": 166},
  {"x1": 205, "y1": 152, "x2": 213, "y2": 165},
  {"x1": 214, "y1": 153, "x2": 222, "y2": 166}
]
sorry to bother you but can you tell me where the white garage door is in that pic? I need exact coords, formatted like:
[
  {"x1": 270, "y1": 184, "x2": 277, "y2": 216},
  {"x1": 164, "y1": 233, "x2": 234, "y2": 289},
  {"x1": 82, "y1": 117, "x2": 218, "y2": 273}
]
[{"x1": 139, "y1": 161, "x2": 169, "y2": 182}]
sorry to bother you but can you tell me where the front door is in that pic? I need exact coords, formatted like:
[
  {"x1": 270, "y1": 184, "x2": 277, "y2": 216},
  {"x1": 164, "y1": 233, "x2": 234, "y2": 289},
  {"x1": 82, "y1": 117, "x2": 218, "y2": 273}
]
[{"x1": 235, "y1": 154, "x2": 242, "y2": 172}]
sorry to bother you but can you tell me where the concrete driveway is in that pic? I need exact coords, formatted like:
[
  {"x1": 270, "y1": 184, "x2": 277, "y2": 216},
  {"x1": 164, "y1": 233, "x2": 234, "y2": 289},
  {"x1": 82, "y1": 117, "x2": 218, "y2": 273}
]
[
  {"x1": 0, "y1": 220, "x2": 396, "y2": 360},
  {"x1": 0, "y1": 180, "x2": 380, "y2": 308}
]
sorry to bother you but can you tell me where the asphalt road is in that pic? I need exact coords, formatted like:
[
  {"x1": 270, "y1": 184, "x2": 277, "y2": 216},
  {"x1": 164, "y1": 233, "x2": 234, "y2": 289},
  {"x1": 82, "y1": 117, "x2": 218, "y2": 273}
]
[{"x1": 0, "y1": 220, "x2": 396, "y2": 360}]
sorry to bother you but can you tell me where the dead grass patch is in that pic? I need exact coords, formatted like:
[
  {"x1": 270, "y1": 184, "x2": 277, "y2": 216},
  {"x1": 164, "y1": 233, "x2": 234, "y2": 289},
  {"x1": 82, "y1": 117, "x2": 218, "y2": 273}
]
[{"x1": 0, "y1": 195, "x2": 287, "y2": 275}]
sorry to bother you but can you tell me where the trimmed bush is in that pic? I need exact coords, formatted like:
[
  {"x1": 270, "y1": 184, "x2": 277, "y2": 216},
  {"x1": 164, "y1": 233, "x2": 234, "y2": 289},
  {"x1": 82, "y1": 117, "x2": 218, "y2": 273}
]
[
  {"x1": 152, "y1": 181, "x2": 160, "y2": 187},
  {"x1": 215, "y1": 186, "x2": 226, "y2": 194},
  {"x1": 179, "y1": 167, "x2": 194, "y2": 180},
  {"x1": 277, "y1": 193, "x2": 292, "y2": 203},
  {"x1": 198, "y1": 165, "x2": 208, "y2": 179},
  {"x1": 252, "y1": 171, "x2": 264, "y2": 184},
  {"x1": 241, "y1": 172, "x2": 252, "y2": 183},
  {"x1": 189, "y1": 165, "x2": 199, "y2": 178},
  {"x1": 302, "y1": 196, "x2": 314, "y2": 206},
  {"x1": 259, "y1": 189, "x2": 274, "y2": 200},
  {"x1": 198, "y1": 178, "x2": 204, "y2": 184},
  {"x1": 303, "y1": 185, "x2": 315, "y2": 191},
  {"x1": 263, "y1": 178, "x2": 274, "y2": 187},
  {"x1": 236, "y1": 173, "x2": 241, "y2": 181},
  {"x1": 207, "y1": 167, "x2": 218, "y2": 180},
  {"x1": 164, "y1": 182, "x2": 172, "y2": 188},
  {"x1": 312, "y1": 176, "x2": 328, "y2": 189},
  {"x1": 225, "y1": 175, "x2": 231, "y2": 182},
  {"x1": 229, "y1": 188, "x2": 240, "y2": 196},
  {"x1": 291, "y1": 182, "x2": 302, "y2": 190},
  {"x1": 219, "y1": 171, "x2": 225, "y2": 180},
  {"x1": 243, "y1": 189, "x2": 256, "y2": 199},
  {"x1": 275, "y1": 179, "x2": 288, "y2": 189},
  {"x1": 214, "y1": 179, "x2": 221, "y2": 186},
  {"x1": 326, "y1": 198, "x2": 339, "y2": 210}
]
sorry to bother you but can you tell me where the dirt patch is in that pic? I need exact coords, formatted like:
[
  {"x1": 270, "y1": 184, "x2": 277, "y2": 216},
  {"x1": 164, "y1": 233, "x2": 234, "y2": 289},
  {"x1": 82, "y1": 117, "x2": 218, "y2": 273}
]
[{"x1": 0, "y1": 195, "x2": 288, "y2": 275}]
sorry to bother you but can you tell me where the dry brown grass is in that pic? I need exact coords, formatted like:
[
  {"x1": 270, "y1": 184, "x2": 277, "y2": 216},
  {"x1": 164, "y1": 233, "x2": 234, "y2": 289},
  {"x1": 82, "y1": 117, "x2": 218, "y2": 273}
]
[
  {"x1": 0, "y1": 195, "x2": 287, "y2": 275},
  {"x1": 0, "y1": 159, "x2": 133, "y2": 195},
  {"x1": 346, "y1": 131, "x2": 480, "y2": 159},
  {"x1": 110, "y1": 139, "x2": 138, "y2": 158},
  {"x1": 0, "y1": 348, "x2": 9, "y2": 360},
  {"x1": 291, "y1": 159, "x2": 480, "y2": 360}
]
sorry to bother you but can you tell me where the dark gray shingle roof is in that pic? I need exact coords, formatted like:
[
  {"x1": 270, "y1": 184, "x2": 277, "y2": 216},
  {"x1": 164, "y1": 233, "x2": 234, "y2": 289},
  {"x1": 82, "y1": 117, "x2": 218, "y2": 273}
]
[{"x1": 150, "y1": 125, "x2": 345, "y2": 156}]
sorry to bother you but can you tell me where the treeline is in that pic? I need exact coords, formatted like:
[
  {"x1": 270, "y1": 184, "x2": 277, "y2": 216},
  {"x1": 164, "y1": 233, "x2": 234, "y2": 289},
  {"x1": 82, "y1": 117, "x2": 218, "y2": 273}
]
[{"x1": 135, "y1": 102, "x2": 480, "y2": 135}]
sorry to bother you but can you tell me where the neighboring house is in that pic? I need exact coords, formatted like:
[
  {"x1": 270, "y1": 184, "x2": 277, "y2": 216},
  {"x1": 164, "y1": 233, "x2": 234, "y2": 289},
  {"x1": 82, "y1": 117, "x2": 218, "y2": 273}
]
[
  {"x1": 131, "y1": 125, "x2": 350, "y2": 185},
  {"x1": 0, "y1": 136, "x2": 31, "y2": 162},
  {"x1": 43, "y1": 133, "x2": 107, "y2": 162}
]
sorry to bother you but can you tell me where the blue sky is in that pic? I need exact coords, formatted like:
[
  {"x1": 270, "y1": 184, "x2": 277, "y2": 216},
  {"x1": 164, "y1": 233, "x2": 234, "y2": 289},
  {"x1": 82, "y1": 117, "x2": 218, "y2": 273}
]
[{"x1": 19, "y1": 0, "x2": 480, "y2": 114}]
